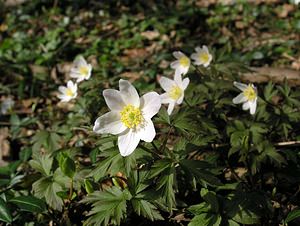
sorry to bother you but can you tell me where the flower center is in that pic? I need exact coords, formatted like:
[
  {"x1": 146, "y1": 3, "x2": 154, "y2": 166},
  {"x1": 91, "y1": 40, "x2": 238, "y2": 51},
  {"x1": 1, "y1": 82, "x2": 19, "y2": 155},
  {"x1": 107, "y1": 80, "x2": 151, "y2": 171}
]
[
  {"x1": 199, "y1": 52, "x2": 210, "y2": 63},
  {"x1": 243, "y1": 85, "x2": 257, "y2": 101},
  {"x1": 120, "y1": 104, "x2": 143, "y2": 128},
  {"x1": 169, "y1": 86, "x2": 182, "y2": 100},
  {"x1": 79, "y1": 66, "x2": 89, "y2": 76},
  {"x1": 179, "y1": 56, "x2": 190, "y2": 67},
  {"x1": 66, "y1": 88, "x2": 74, "y2": 97}
]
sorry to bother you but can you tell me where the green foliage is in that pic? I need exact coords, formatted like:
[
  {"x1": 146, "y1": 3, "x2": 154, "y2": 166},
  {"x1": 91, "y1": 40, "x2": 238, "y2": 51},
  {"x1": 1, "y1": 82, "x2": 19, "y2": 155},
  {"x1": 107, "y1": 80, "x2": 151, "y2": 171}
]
[{"x1": 81, "y1": 187, "x2": 132, "y2": 226}]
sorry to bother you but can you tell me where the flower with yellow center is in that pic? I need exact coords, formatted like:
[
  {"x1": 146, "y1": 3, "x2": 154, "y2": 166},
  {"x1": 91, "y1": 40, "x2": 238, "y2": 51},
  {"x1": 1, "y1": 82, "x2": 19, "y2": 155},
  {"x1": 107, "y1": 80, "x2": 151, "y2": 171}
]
[
  {"x1": 232, "y1": 81, "x2": 257, "y2": 115},
  {"x1": 170, "y1": 51, "x2": 191, "y2": 76},
  {"x1": 57, "y1": 80, "x2": 78, "y2": 102},
  {"x1": 70, "y1": 56, "x2": 92, "y2": 83},
  {"x1": 191, "y1": 45, "x2": 212, "y2": 67},
  {"x1": 93, "y1": 79, "x2": 161, "y2": 157},
  {"x1": 159, "y1": 73, "x2": 190, "y2": 115}
]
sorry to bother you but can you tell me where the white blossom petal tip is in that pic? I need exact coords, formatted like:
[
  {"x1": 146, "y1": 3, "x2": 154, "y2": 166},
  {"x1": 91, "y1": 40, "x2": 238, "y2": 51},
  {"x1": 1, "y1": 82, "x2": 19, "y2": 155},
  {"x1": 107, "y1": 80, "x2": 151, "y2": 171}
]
[
  {"x1": 232, "y1": 81, "x2": 258, "y2": 115},
  {"x1": 191, "y1": 45, "x2": 212, "y2": 67},
  {"x1": 69, "y1": 56, "x2": 92, "y2": 83},
  {"x1": 57, "y1": 80, "x2": 77, "y2": 102},
  {"x1": 159, "y1": 74, "x2": 189, "y2": 115}
]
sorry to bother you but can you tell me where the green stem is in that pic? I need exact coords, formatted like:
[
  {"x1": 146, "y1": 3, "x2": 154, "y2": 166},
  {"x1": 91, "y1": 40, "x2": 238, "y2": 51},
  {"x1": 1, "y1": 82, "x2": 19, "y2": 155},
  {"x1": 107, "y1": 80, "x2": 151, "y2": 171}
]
[
  {"x1": 68, "y1": 178, "x2": 73, "y2": 200},
  {"x1": 160, "y1": 126, "x2": 172, "y2": 154}
]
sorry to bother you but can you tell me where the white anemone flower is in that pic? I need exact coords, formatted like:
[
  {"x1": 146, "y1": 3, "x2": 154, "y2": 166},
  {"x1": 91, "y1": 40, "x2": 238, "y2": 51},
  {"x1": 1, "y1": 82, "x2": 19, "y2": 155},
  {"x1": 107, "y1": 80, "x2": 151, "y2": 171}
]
[
  {"x1": 70, "y1": 56, "x2": 92, "y2": 83},
  {"x1": 0, "y1": 97, "x2": 15, "y2": 115},
  {"x1": 57, "y1": 80, "x2": 78, "y2": 102},
  {"x1": 191, "y1": 45, "x2": 213, "y2": 67},
  {"x1": 159, "y1": 73, "x2": 190, "y2": 115},
  {"x1": 93, "y1": 79, "x2": 161, "y2": 157},
  {"x1": 232, "y1": 81, "x2": 257, "y2": 115},
  {"x1": 170, "y1": 51, "x2": 190, "y2": 76}
]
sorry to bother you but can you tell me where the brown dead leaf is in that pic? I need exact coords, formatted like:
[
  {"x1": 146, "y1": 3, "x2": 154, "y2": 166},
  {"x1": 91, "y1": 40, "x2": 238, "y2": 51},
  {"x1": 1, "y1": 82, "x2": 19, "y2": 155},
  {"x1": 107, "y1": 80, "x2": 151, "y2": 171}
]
[
  {"x1": 276, "y1": 4, "x2": 294, "y2": 18},
  {"x1": 0, "y1": 127, "x2": 10, "y2": 165},
  {"x1": 141, "y1": 30, "x2": 160, "y2": 40},
  {"x1": 120, "y1": 72, "x2": 141, "y2": 82},
  {"x1": 123, "y1": 48, "x2": 148, "y2": 59}
]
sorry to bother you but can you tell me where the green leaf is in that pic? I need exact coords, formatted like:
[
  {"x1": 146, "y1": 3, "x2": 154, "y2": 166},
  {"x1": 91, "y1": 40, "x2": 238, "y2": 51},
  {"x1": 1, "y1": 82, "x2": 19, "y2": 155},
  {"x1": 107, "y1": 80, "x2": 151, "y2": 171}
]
[
  {"x1": 180, "y1": 159, "x2": 222, "y2": 186},
  {"x1": 81, "y1": 187, "x2": 132, "y2": 226},
  {"x1": 285, "y1": 209, "x2": 300, "y2": 223},
  {"x1": 9, "y1": 196, "x2": 46, "y2": 213},
  {"x1": 0, "y1": 197, "x2": 12, "y2": 223},
  {"x1": 189, "y1": 213, "x2": 221, "y2": 226},
  {"x1": 29, "y1": 154, "x2": 53, "y2": 176},
  {"x1": 58, "y1": 153, "x2": 76, "y2": 178},
  {"x1": 132, "y1": 199, "x2": 164, "y2": 221},
  {"x1": 200, "y1": 188, "x2": 219, "y2": 212},
  {"x1": 32, "y1": 177, "x2": 64, "y2": 211},
  {"x1": 89, "y1": 148, "x2": 125, "y2": 181}
]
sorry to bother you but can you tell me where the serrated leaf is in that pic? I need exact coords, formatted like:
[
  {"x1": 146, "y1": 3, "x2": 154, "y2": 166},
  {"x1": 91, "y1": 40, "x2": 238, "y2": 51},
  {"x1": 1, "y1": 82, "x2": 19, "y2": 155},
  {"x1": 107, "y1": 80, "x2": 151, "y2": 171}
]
[
  {"x1": 180, "y1": 159, "x2": 222, "y2": 186},
  {"x1": 81, "y1": 187, "x2": 132, "y2": 226},
  {"x1": 0, "y1": 197, "x2": 12, "y2": 223},
  {"x1": 188, "y1": 213, "x2": 221, "y2": 226},
  {"x1": 32, "y1": 177, "x2": 64, "y2": 211},
  {"x1": 132, "y1": 199, "x2": 164, "y2": 221},
  {"x1": 29, "y1": 154, "x2": 53, "y2": 176},
  {"x1": 9, "y1": 196, "x2": 46, "y2": 213}
]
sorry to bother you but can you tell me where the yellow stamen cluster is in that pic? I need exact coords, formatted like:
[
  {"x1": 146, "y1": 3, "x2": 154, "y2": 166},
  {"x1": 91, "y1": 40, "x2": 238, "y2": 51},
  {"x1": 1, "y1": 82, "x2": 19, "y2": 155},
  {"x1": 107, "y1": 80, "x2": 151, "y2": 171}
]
[
  {"x1": 179, "y1": 56, "x2": 190, "y2": 67},
  {"x1": 79, "y1": 66, "x2": 89, "y2": 76},
  {"x1": 169, "y1": 86, "x2": 182, "y2": 100},
  {"x1": 66, "y1": 88, "x2": 74, "y2": 97},
  {"x1": 243, "y1": 85, "x2": 257, "y2": 101},
  {"x1": 199, "y1": 53, "x2": 209, "y2": 63},
  {"x1": 120, "y1": 104, "x2": 142, "y2": 128}
]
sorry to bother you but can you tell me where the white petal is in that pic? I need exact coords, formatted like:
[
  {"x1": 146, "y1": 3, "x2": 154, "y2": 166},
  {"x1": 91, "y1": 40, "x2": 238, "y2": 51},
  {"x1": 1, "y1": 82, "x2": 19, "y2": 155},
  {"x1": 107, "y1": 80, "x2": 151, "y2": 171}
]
[
  {"x1": 118, "y1": 130, "x2": 140, "y2": 156},
  {"x1": 119, "y1": 79, "x2": 140, "y2": 107},
  {"x1": 67, "y1": 81, "x2": 74, "y2": 88},
  {"x1": 76, "y1": 77, "x2": 85, "y2": 83},
  {"x1": 103, "y1": 89, "x2": 125, "y2": 111},
  {"x1": 138, "y1": 119, "x2": 156, "y2": 142},
  {"x1": 174, "y1": 73, "x2": 183, "y2": 87},
  {"x1": 71, "y1": 83, "x2": 78, "y2": 93},
  {"x1": 74, "y1": 56, "x2": 87, "y2": 67},
  {"x1": 202, "y1": 45, "x2": 209, "y2": 52},
  {"x1": 58, "y1": 86, "x2": 67, "y2": 93},
  {"x1": 242, "y1": 102, "x2": 250, "y2": 110},
  {"x1": 182, "y1": 78, "x2": 190, "y2": 90},
  {"x1": 173, "y1": 51, "x2": 184, "y2": 59},
  {"x1": 140, "y1": 92, "x2": 161, "y2": 119},
  {"x1": 249, "y1": 99, "x2": 257, "y2": 115},
  {"x1": 233, "y1": 93, "x2": 247, "y2": 104},
  {"x1": 93, "y1": 111, "x2": 126, "y2": 135},
  {"x1": 167, "y1": 101, "x2": 175, "y2": 115},
  {"x1": 233, "y1": 82, "x2": 247, "y2": 91},
  {"x1": 160, "y1": 93, "x2": 172, "y2": 104},
  {"x1": 177, "y1": 94, "x2": 184, "y2": 105},
  {"x1": 170, "y1": 61, "x2": 180, "y2": 69},
  {"x1": 159, "y1": 76, "x2": 175, "y2": 92},
  {"x1": 195, "y1": 47, "x2": 201, "y2": 52}
]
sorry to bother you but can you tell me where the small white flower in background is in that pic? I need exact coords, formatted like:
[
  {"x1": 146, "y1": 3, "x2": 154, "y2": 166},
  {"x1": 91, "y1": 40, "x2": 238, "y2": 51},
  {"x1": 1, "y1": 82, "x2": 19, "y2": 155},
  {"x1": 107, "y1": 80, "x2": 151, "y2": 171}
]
[
  {"x1": 293, "y1": 0, "x2": 300, "y2": 5},
  {"x1": 159, "y1": 73, "x2": 190, "y2": 115},
  {"x1": 0, "y1": 97, "x2": 14, "y2": 115},
  {"x1": 93, "y1": 79, "x2": 161, "y2": 157},
  {"x1": 70, "y1": 56, "x2": 92, "y2": 83},
  {"x1": 232, "y1": 81, "x2": 257, "y2": 115},
  {"x1": 57, "y1": 80, "x2": 78, "y2": 102},
  {"x1": 170, "y1": 51, "x2": 190, "y2": 76},
  {"x1": 191, "y1": 45, "x2": 213, "y2": 67}
]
